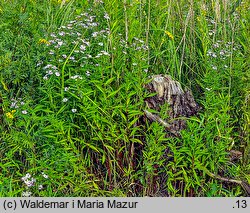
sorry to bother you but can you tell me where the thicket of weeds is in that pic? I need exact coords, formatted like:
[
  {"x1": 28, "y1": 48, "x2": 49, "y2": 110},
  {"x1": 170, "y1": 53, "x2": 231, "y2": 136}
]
[{"x1": 0, "y1": 0, "x2": 249, "y2": 197}]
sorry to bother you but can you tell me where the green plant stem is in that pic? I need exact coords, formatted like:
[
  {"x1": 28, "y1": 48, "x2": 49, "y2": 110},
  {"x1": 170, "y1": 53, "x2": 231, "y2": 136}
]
[{"x1": 61, "y1": 41, "x2": 79, "y2": 98}]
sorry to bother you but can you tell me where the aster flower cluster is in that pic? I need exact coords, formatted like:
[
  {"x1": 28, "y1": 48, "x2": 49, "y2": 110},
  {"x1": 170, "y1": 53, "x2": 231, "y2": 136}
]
[
  {"x1": 8, "y1": 98, "x2": 28, "y2": 116},
  {"x1": 116, "y1": 35, "x2": 149, "y2": 73},
  {"x1": 199, "y1": 6, "x2": 243, "y2": 93},
  {"x1": 206, "y1": 40, "x2": 241, "y2": 71},
  {"x1": 37, "y1": 9, "x2": 111, "y2": 82},
  {"x1": 203, "y1": 37, "x2": 242, "y2": 93},
  {"x1": 21, "y1": 173, "x2": 36, "y2": 188},
  {"x1": 42, "y1": 64, "x2": 60, "y2": 80},
  {"x1": 118, "y1": 35, "x2": 148, "y2": 55},
  {"x1": 21, "y1": 172, "x2": 49, "y2": 197},
  {"x1": 36, "y1": 7, "x2": 149, "y2": 115},
  {"x1": 10, "y1": 98, "x2": 25, "y2": 109},
  {"x1": 207, "y1": 41, "x2": 240, "y2": 60}
]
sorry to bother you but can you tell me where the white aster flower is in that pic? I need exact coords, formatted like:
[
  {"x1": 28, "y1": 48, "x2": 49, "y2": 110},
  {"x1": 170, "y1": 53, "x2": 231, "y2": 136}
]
[
  {"x1": 22, "y1": 191, "x2": 32, "y2": 197},
  {"x1": 212, "y1": 65, "x2": 217, "y2": 70},
  {"x1": 80, "y1": 45, "x2": 86, "y2": 51},
  {"x1": 71, "y1": 109, "x2": 77, "y2": 113},
  {"x1": 26, "y1": 173, "x2": 31, "y2": 178},
  {"x1": 92, "y1": 32, "x2": 98, "y2": 37},
  {"x1": 59, "y1": 31, "x2": 65, "y2": 36},
  {"x1": 38, "y1": 185, "x2": 43, "y2": 190},
  {"x1": 104, "y1": 13, "x2": 110, "y2": 20},
  {"x1": 62, "y1": 98, "x2": 68, "y2": 102},
  {"x1": 47, "y1": 70, "x2": 53, "y2": 75},
  {"x1": 42, "y1": 172, "x2": 49, "y2": 179},
  {"x1": 86, "y1": 71, "x2": 91, "y2": 76}
]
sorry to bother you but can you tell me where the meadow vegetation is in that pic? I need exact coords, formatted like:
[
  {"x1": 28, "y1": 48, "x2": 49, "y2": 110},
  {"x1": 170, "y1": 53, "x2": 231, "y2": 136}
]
[{"x1": 0, "y1": 0, "x2": 249, "y2": 197}]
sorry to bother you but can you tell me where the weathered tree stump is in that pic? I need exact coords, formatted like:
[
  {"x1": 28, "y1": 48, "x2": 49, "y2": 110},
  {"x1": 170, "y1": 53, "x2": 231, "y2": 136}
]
[
  {"x1": 130, "y1": 75, "x2": 200, "y2": 196},
  {"x1": 144, "y1": 74, "x2": 199, "y2": 135}
]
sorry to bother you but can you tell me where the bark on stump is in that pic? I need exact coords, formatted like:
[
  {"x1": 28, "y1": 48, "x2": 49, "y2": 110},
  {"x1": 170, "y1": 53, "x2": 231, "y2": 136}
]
[{"x1": 144, "y1": 74, "x2": 199, "y2": 136}]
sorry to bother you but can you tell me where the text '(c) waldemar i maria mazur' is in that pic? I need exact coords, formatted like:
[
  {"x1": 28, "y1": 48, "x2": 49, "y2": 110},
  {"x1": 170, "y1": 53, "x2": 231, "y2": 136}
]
[{"x1": 19, "y1": 199, "x2": 139, "y2": 209}]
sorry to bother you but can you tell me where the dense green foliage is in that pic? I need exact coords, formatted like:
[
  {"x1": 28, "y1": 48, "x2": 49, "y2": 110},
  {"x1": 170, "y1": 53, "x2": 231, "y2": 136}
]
[{"x1": 0, "y1": 0, "x2": 249, "y2": 197}]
